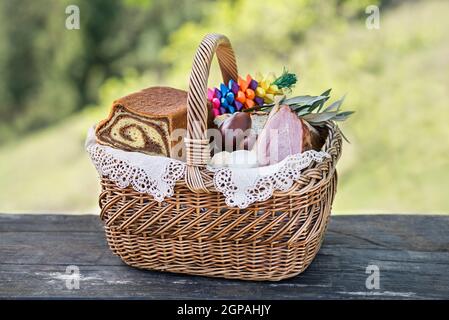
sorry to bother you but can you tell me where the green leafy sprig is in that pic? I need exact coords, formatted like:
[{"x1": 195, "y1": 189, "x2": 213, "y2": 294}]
[
  {"x1": 272, "y1": 68, "x2": 298, "y2": 89},
  {"x1": 244, "y1": 89, "x2": 354, "y2": 142}
]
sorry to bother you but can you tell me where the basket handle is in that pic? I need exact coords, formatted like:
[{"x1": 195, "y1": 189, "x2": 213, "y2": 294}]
[{"x1": 185, "y1": 33, "x2": 238, "y2": 192}]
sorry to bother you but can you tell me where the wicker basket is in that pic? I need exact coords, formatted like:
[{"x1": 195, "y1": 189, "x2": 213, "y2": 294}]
[{"x1": 97, "y1": 34, "x2": 343, "y2": 281}]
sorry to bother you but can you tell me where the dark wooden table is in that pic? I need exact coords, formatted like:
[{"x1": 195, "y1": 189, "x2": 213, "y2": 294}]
[{"x1": 0, "y1": 214, "x2": 448, "y2": 299}]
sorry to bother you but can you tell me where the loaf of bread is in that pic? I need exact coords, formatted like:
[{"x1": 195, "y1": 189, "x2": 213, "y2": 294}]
[{"x1": 95, "y1": 86, "x2": 188, "y2": 158}]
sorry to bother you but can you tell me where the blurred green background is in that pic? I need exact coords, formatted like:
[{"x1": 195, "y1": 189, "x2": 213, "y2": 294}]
[{"x1": 0, "y1": 0, "x2": 448, "y2": 214}]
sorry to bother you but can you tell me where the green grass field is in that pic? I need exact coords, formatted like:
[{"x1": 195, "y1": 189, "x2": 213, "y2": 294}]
[{"x1": 1, "y1": 0, "x2": 448, "y2": 214}]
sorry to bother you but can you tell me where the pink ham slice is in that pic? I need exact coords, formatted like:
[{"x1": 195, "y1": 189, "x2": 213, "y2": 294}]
[{"x1": 253, "y1": 105, "x2": 304, "y2": 166}]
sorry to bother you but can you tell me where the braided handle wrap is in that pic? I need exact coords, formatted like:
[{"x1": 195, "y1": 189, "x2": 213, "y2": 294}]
[{"x1": 185, "y1": 34, "x2": 238, "y2": 192}]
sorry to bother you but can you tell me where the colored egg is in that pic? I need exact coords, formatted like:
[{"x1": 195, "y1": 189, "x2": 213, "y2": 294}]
[
  {"x1": 249, "y1": 79, "x2": 258, "y2": 90},
  {"x1": 220, "y1": 97, "x2": 229, "y2": 108},
  {"x1": 246, "y1": 88, "x2": 255, "y2": 100},
  {"x1": 236, "y1": 91, "x2": 246, "y2": 103},
  {"x1": 214, "y1": 88, "x2": 222, "y2": 99},
  {"x1": 235, "y1": 100, "x2": 243, "y2": 111},
  {"x1": 267, "y1": 84, "x2": 279, "y2": 94},
  {"x1": 231, "y1": 81, "x2": 239, "y2": 94},
  {"x1": 228, "y1": 79, "x2": 234, "y2": 88},
  {"x1": 238, "y1": 76, "x2": 249, "y2": 91},
  {"x1": 256, "y1": 87, "x2": 265, "y2": 97},
  {"x1": 245, "y1": 99, "x2": 255, "y2": 109},
  {"x1": 254, "y1": 96, "x2": 264, "y2": 106},
  {"x1": 212, "y1": 98, "x2": 220, "y2": 109},
  {"x1": 212, "y1": 108, "x2": 221, "y2": 117},
  {"x1": 226, "y1": 92, "x2": 235, "y2": 104},
  {"x1": 208, "y1": 88, "x2": 215, "y2": 101},
  {"x1": 260, "y1": 80, "x2": 269, "y2": 90},
  {"x1": 220, "y1": 83, "x2": 229, "y2": 95}
]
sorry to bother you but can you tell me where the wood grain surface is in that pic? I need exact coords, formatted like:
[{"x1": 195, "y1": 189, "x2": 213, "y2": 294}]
[{"x1": 0, "y1": 214, "x2": 448, "y2": 299}]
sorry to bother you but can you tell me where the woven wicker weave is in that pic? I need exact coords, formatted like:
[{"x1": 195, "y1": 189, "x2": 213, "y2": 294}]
[{"x1": 98, "y1": 34, "x2": 343, "y2": 281}]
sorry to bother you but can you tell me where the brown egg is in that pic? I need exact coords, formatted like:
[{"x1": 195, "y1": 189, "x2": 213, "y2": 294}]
[
  {"x1": 301, "y1": 119, "x2": 328, "y2": 151},
  {"x1": 219, "y1": 112, "x2": 252, "y2": 152}
]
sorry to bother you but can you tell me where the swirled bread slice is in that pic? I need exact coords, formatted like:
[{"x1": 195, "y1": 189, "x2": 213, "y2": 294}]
[{"x1": 95, "y1": 86, "x2": 188, "y2": 158}]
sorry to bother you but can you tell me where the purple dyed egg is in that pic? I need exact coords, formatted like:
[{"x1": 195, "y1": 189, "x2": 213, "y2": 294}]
[
  {"x1": 231, "y1": 81, "x2": 239, "y2": 95},
  {"x1": 254, "y1": 96, "x2": 264, "y2": 106},
  {"x1": 234, "y1": 100, "x2": 243, "y2": 111},
  {"x1": 214, "y1": 88, "x2": 222, "y2": 99},
  {"x1": 249, "y1": 79, "x2": 258, "y2": 90},
  {"x1": 220, "y1": 106, "x2": 227, "y2": 115}
]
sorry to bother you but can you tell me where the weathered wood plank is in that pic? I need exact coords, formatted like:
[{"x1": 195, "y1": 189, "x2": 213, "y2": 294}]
[
  {"x1": 0, "y1": 214, "x2": 448, "y2": 299},
  {"x1": 0, "y1": 214, "x2": 103, "y2": 232},
  {"x1": 327, "y1": 215, "x2": 449, "y2": 252}
]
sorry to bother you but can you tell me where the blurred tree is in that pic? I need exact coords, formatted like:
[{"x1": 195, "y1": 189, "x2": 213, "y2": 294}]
[
  {"x1": 161, "y1": 0, "x2": 381, "y2": 88},
  {"x1": 0, "y1": 0, "x2": 207, "y2": 144}
]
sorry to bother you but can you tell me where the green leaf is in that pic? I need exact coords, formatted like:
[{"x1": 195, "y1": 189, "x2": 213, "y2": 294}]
[
  {"x1": 334, "y1": 111, "x2": 355, "y2": 121},
  {"x1": 291, "y1": 96, "x2": 331, "y2": 114},
  {"x1": 290, "y1": 104, "x2": 312, "y2": 112},
  {"x1": 316, "y1": 89, "x2": 333, "y2": 112},
  {"x1": 291, "y1": 104, "x2": 312, "y2": 112},
  {"x1": 316, "y1": 99, "x2": 328, "y2": 112},
  {"x1": 301, "y1": 111, "x2": 338, "y2": 123},
  {"x1": 283, "y1": 95, "x2": 329, "y2": 107},
  {"x1": 296, "y1": 108, "x2": 313, "y2": 117},
  {"x1": 339, "y1": 129, "x2": 351, "y2": 143},
  {"x1": 324, "y1": 94, "x2": 346, "y2": 113}
]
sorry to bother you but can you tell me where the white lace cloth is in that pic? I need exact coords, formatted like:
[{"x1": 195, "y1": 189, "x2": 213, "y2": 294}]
[
  {"x1": 86, "y1": 127, "x2": 329, "y2": 208},
  {"x1": 85, "y1": 127, "x2": 185, "y2": 202}
]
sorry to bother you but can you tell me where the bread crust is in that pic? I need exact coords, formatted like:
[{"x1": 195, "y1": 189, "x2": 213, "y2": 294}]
[{"x1": 96, "y1": 86, "x2": 188, "y2": 139}]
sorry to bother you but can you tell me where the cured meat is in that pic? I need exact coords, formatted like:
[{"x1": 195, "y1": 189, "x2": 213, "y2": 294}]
[{"x1": 253, "y1": 105, "x2": 304, "y2": 166}]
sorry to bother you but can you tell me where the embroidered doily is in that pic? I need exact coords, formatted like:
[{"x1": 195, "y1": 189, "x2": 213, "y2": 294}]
[
  {"x1": 85, "y1": 127, "x2": 185, "y2": 202},
  {"x1": 208, "y1": 151, "x2": 330, "y2": 208},
  {"x1": 86, "y1": 127, "x2": 329, "y2": 208}
]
